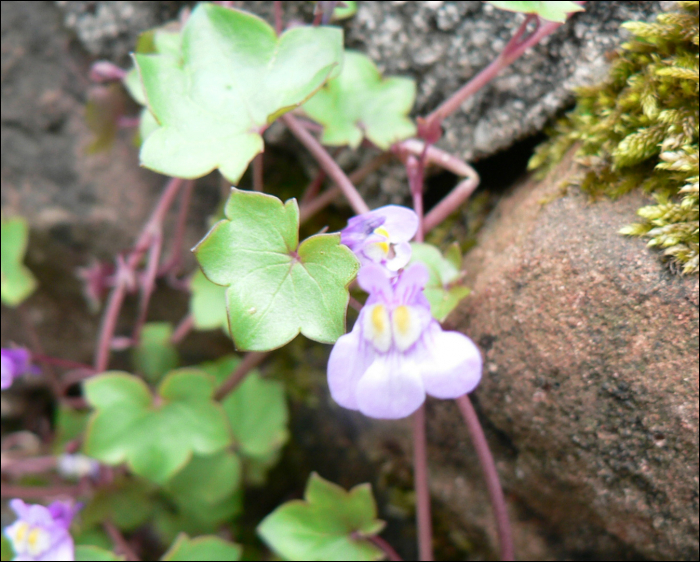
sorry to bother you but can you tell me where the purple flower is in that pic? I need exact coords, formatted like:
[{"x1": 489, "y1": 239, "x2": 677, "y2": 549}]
[
  {"x1": 328, "y1": 263, "x2": 482, "y2": 419},
  {"x1": 1, "y1": 348, "x2": 34, "y2": 391},
  {"x1": 341, "y1": 206, "x2": 419, "y2": 272},
  {"x1": 4, "y1": 500, "x2": 78, "y2": 561}
]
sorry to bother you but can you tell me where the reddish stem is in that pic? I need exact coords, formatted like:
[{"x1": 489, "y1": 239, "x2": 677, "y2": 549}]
[
  {"x1": 422, "y1": 8, "x2": 582, "y2": 137},
  {"x1": 366, "y1": 535, "x2": 403, "y2": 562},
  {"x1": 282, "y1": 114, "x2": 370, "y2": 215},
  {"x1": 171, "y1": 314, "x2": 194, "y2": 345},
  {"x1": 93, "y1": 264, "x2": 129, "y2": 373},
  {"x1": 455, "y1": 394, "x2": 514, "y2": 561},
  {"x1": 214, "y1": 352, "x2": 269, "y2": 401},
  {"x1": 132, "y1": 230, "x2": 163, "y2": 343},
  {"x1": 253, "y1": 152, "x2": 264, "y2": 192},
  {"x1": 1, "y1": 455, "x2": 58, "y2": 476},
  {"x1": 274, "y1": 1, "x2": 284, "y2": 34},
  {"x1": 413, "y1": 406, "x2": 434, "y2": 561},
  {"x1": 104, "y1": 520, "x2": 140, "y2": 562},
  {"x1": 159, "y1": 179, "x2": 195, "y2": 276},
  {"x1": 31, "y1": 355, "x2": 94, "y2": 373}
]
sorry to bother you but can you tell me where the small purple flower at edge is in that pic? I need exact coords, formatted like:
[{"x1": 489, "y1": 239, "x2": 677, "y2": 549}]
[
  {"x1": 1, "y1": 348, "x2": 35, "y2": 391},
  {"x1": 4, "y1": 500, "x2": 79, "y2": 561},
  {"x1": 341, "y1": 205, "x2": 419, "y2": 273},
  {"x1": 328, "y1": 263, "x2": 483, "y2": 419}
]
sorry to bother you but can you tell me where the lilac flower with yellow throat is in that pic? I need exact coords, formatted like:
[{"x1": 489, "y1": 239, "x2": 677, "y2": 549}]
[
  {"x1": 341, "y1": 205, "x2": 419, "y2": 272},
  {"x1": 4, "y1": 500, "x2": 78, "y2": 561},
  {"x1": 328, "y1": 263, "x2": 482, "y2": 419}
]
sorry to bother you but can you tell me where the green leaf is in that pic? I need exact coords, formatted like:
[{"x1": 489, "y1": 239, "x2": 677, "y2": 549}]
[
  {"x1": 74, "y1": 528, "x2": 113, "y2": 551},
  {"x1": 409, "y1": 243, "x2": 471, "y2": 322},
  {"x1": 162, "y1": 534, "x2": 242, "y2": 562},
  {"x1": 194, "y1": 189, "x2": 359, "y2": 351},
  {"x1": 83, "y1": 370, "x2": 232, "y2": 484},
  {"x1": 190, "y1": 270, "x2": 229, "y2": 333},
  {"x1": 53, "y1": 406, "x2": 90, "y2": 453},
  {"x1": 75, "y1": 546, "x2": 125, "y2": 562},
  {"x1": 165, "y1": 451, "x2": 242, "y2": 507},
  {"x1": 1, "y1": 216, "x2": 37, "y2": 307},
  {"x1": 486, "y1": 1, "x2": 584, "y2": 23},
  {"x1": 258, "y1": 473, "x2": 385, "y2": 562},
  {"x1": 333, "y1": 1, "x2": 358, "y2": 20},
  {"x1": 303, "y1": 50, "x2": 416, "y2": 149},
  {"x1": 81, "y1": 477, "x2": 156, "y2": 532},
  {"x1": 1, "y1": 535, "x2": 14, "y2": 562},
  {"x1": 201, "y1": 356, "x2": 289, "y2": 459},
  {"x1": 133, "y1": 322, "x2": 179, "y2": 383},
  {"x1": 135, "y1": 3, "x2": 343, "y2": 182}
]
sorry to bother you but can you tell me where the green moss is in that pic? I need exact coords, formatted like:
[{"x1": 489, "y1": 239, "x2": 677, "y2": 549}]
[{"x1": 529, "y1": 1, "x2": 699, "y2": 274}]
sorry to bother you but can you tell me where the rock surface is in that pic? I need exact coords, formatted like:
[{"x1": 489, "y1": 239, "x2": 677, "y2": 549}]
[
  {"x1": 57, "y1": 1, "x2": 664, "y2": 162},
  {"x1": 439, "y1": 150, "x2": 698, "y2": 560}
]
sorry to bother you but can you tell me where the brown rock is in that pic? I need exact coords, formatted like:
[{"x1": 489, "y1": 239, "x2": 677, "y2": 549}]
[{"x1": 436, "y1": 150, "x2": 698, "y2": 560}]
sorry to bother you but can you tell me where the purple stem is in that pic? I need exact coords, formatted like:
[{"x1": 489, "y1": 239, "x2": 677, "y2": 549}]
[
  {"x1": 1, "y1": 456, "x2": 58, "y2": 477},
  {"x1": 366, "y1": 535, "x2": 404, "y2": 562},
  {"x1": 282, "y1": 114, "x2": 370, "y2": 215},
  {"x1": 132, "y1": 230, "x2": 163, "y2": 343},
  {"x1": 214, "y1": 352, "x2": 269, "y2": 401},
  {"x1": 274, "y1": 1, "x2": 283, "y2": 34},
  {"x1": 171, "y1": 314, "x2": 194, "y2": 345},
  {"x1": 424, "y1": 177, "x2": 480, "y2": 233},
  {"x1": 253, "y1": 152, "x2": 264, "y2": 192},
  {"x1": 104, "y1": 520, "x2": 140, "y2": 562},
  {"x1": 0, "y1": 484, "x2": 82, "y2": 499},
  {"x1": 93, "y1": 178, "x2": 183, "y2": 372},
  {"x1": 455, "y1": 394, "x2": 515, "y2": 561},
  {"x1": 159, "y1": 179, "x2": 195, "y2": 276},
  {"x1": 31, "y1": 354, "x2": 94, "y2": 373},
  {"x1": 422, "y1": 9, "x2": 579, "y2": 137},
  {"x1": 413, "y1": 405, "x2": 434, "y2": 562}
]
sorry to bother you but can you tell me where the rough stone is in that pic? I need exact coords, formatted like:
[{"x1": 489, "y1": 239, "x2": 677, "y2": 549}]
[
  {"x1": 440, "y1": 150, "x2": 698, "y2": 560},
  {"x1": 57, "y1": 1, "x2": 664, "y2": 162}
]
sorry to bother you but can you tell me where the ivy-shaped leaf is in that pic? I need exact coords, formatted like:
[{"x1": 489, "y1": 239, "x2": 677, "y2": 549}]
[
  {"x1": 162, "y1": 534, "x2": 242, "y2": 562},
  {"x1": 201, "y1": 355, "x2": 289, "y2": 459},
  {"x1": 132, "y1": 322, "x2": 179, "y2": 383},
  {"x1": 190, "y1": 270, "x2": 229, "y2": 333},
  {"x1": 1, "y1": 216, "x2": 37, "y2": 307},
  {"x1": 53, "y1": 406, "x2": 90, "y2": 453},
  {"x1": 80, "y1": 476, "x2": 157, "y2": 532},
  {"x1": 258, "y1": 473, "x2": 385, "y2": 562},
  {"x1": 165, "y1": 451, "x2": 242, "y2": 508},
  {"x1": 303, "y1": 50, "x2": 416, "y2": 149},
  {"x1": 486, "y1": 1, "x2": 584, "y2": 23},
  {"x1": 194, "y1": 189, "x2": 359, "y2": 351},
  {"x1": 83, "y1": 370, "x2": 232, "y2": 484},
  {"x1": 75, "y1": 546, "x2": 125, "y2": 562},
  {"x1": 135, "y1": 3, "x2": 343, "y2": 182},
  {"x1": 409, "y1": 243, "x2": 471, "y2": 322}
]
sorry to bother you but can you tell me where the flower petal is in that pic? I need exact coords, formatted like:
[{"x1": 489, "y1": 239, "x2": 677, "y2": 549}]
[
  {"x1": 356, "y1": 351, "x2": 425, "y2": 419},
  {"x1": 357, "y1": 264, "x2": 392, "y2": 300},
  {"x1": 375, "y1": 205, "x2": 419, "y2": 243},
  {"x1": 414, "y1": 324, "x2": 483, "y2": 399},
  {"x1": 40, "y1": 535, "x2": 73, "y2": 562},
  {"x1": 385, "y1": 241, "x2": 412, "y2": 271},
  {"x1": 394, "y1": 263, "x2": 430, "y2": 305},
  {"x1": 328, "y1": 325, "x2": 375, "y2": 411}
]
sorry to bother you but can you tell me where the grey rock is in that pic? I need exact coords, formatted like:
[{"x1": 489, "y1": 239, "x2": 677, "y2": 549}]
[{"x1": 57, "y1": 1, "x2": 664, "y2": 162}]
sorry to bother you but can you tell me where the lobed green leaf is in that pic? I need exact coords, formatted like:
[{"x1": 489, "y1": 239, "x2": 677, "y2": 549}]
[
  {"x1": 194, "y1": 189, "x2": 359, "y2": 351},
  {"x1": 303, "y1": 50, "x2": 416, "y2": 149},
  {"x1": 258, "y1": 473, "x2": 385, "y2": 561},
  {"x1": 1, "y1": 216, "x2": 37, "y2": 307},
  {"x1": 133, "y1": 322, "x2": 179, "y2": 383},
  {"x1": 161, "y1": 534, "x2": 242, "y2": 562},
  {"x1": 135, "y1": 3, "x2": 343, "y2": 182}
]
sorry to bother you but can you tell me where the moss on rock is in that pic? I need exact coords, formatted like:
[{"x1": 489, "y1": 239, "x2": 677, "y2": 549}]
[{"x1": 529, "y1": 1, "x2": 699, "y2": 274}]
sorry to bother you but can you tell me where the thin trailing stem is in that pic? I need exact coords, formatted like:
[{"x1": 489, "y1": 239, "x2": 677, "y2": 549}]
[
  {"x1": 132, "y1": 229, "x2": 163, "y2": 343},
  {"x1": 160, "y1": 179, "x2": 195, "y2": 277},
  {"x1": 420, "y1": 4, "x2": 585, "y2": 140},
  {"x1": 413, "y1": 406, "x2": 434, "y2": 562},
  {"x1": 214, "y1": 352, "x2": 269, "y2": 401},
  {"x1": 171, "y1": 314, "x2": 194, "y2": 345},
  {"x1": 1, "y1": 455, "x2": 57, "y2": 477},
  {"x1": 31, "y1": 354, "x2": 94, "y2": 373},
  {"x1": 253, "y1": 152, "x2": 264, "y2": 192},
  {"x1": 366, "y1": 535, "x2": 403, "y2": 562},
  {"x1": 274, "y1": 0, "x2": 284, "y2": 34},
  {"x1": 282, "y1": 114, "x2": 370, "y2": 215},
  {"x1": 299, "y1": 152, "x2": 392, "y2": 222},
  {"x1": 0, "y1": 484, "x2": 82, "y2": 499},
  {"x1": 455, "y1": 394, "x2": 514, "y2": 561},
  {"x1": 93, "y1": 177, "x2": 183, "y2": 372},
  {"x1": 104, "y1": 520, "x2": 140, "y2": 562}
]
